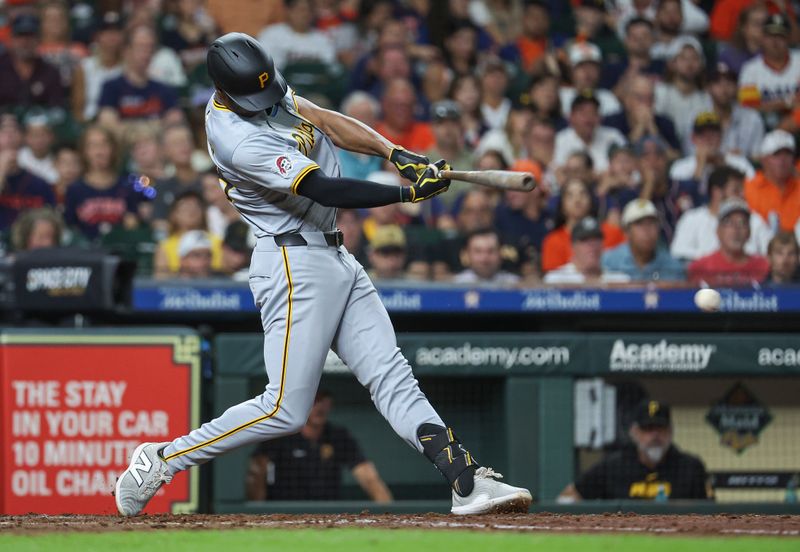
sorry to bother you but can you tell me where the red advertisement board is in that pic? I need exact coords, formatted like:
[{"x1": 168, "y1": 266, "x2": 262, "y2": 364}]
[{"x1": 0, "y1": 332, "x2": 200, "y2": 514}]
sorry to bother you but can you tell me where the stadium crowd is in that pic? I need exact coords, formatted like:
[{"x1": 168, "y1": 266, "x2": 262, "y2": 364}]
[{"x1": 0, "y1": 0, "x2": 799, "y2": 287}]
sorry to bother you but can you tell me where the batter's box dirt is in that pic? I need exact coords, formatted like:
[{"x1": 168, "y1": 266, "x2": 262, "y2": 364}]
[{"x1": 1, "y1": 513, "x2": 800, "y2": 537}]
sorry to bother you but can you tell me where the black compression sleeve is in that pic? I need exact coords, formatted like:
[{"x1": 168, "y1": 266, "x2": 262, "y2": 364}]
[{"x1": 295, "y1": 169, "x2": 410, "y2": 207}]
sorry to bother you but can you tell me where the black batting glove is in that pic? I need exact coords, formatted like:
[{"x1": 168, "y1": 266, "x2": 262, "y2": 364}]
[
  {"x1": 403, "y1": 159, "x2": 451, "y2": 203},
  {"x1": 389, "y1": 147, "x2": 430, "y2": 183}
]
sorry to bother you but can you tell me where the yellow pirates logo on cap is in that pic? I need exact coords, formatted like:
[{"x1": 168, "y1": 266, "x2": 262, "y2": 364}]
[{"x1": 258, "y1": 71, "x2": 270, "y2": 89}]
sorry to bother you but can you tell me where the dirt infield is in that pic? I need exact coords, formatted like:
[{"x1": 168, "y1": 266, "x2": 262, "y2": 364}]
[{"x1": 2, "y1": 513, "x2": 799, "y2": 537}]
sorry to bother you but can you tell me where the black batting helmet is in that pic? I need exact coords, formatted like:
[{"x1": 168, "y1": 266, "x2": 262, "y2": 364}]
[{"x1": 207, "y1": 32, "x2": 288, "y2": 112}]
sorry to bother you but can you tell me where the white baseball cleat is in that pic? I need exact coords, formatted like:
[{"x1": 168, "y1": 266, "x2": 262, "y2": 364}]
[
  {"x1": 451, "y1": 467, "x2": 533, "y2": 515},
  {"x1": 114, "y1": 442, "x2": 173, "y2": 516}
]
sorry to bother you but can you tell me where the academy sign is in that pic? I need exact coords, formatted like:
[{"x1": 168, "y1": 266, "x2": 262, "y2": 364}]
[{"x1": 609, "y1": 339, "x2": 717, "y2": 372}]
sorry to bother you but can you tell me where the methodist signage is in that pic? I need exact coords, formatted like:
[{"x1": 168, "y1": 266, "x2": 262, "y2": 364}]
[{"x1": 0, "y1": 329, "x2": 200, "y2": 514}]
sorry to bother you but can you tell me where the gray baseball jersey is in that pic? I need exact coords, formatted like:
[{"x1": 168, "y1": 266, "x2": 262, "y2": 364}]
[
  {"x1": 159, "y1": 90, "x2": 444, "y2": 474},
  {"x1": 205, "y1": 87, "x2": 340, "y2": 236}
]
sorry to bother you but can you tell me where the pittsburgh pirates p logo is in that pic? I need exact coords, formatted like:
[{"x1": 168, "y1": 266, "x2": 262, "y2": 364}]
[{"x1": 258, "y1": 71, "x2": 270, "y2": 89}]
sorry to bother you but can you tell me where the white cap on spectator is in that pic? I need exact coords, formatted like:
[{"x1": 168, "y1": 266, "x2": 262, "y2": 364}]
[
  {"x1": 178, "y1": 230, "x2": 212, "y2": 258},
  {"x1": 568, "y1": 42, "x2": 602, "y2": 66},
  {"x1": 622, "y1": 199, "x2": 658, "y2": 227},
  {"x1": 666, "y1": 35, "x2": 704, "y2": 63},
  {"x1": 760, "y1": 129, "x2": 796, "y2": 157}
]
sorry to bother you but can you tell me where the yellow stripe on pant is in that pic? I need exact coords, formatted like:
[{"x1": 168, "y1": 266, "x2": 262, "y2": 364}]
[{"x1": 165, "y1": 247, "x2": 294, "y2": 462}]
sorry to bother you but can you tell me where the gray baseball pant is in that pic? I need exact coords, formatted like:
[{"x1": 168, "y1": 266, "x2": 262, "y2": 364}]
[{"x1": 161, "y1": 233, "x2": 444, "y2": 473}]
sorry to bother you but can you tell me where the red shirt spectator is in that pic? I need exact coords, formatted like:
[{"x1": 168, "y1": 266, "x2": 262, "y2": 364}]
[
  {"x1": 375, "y1": 78, "x2": 434, "y2": 153},
  {"x1": 688, "y1": 198, "x2": 769, "y2": 286}
]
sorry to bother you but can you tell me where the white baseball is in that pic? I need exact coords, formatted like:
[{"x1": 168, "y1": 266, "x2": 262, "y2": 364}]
[{"x1": 694, "y1": 288, "x2": 721, "y2": 312}]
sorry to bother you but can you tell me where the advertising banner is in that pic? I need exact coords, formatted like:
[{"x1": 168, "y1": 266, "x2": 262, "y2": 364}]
[{"x1": 0, "y1": 330, "x2": 200, "y2": 514}]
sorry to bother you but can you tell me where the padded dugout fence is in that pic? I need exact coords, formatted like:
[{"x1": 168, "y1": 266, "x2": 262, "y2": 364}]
[{"x1": 211, "y1": 333, "x2": 800, "y2": 514}]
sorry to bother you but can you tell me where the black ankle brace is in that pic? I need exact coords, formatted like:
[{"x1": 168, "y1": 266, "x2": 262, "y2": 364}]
[{"x1": 417, "y1": 423, "x2": 478, "y2": 497}]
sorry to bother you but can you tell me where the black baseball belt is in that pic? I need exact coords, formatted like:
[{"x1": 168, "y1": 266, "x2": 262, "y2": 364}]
[{"x1": 273, "y1": 231, "x2": 344, "y2": 248}]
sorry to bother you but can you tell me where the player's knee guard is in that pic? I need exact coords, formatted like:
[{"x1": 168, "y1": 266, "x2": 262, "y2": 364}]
[{"x1": 417, "y1": 423, "x2": 478, "y2": 497}]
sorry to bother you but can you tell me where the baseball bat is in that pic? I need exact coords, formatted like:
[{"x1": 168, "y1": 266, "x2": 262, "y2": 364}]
[{"x1": 438, "y1": 169, "x2": 537, "y2": 192}]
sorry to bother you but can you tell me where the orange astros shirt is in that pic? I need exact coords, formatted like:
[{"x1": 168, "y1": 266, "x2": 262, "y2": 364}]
[{"x1": 744, "y1": 171, "x2": 800, "y2": 232}]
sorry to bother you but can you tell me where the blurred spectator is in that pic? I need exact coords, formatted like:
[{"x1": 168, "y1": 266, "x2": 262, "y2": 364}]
[
  {"x1": 0, "y1": 13, "x2": 65, "y2": 108},
  {"x1": 366, "y1": 224, "x2": 411, "y2": 280},
  {"x1": 654, "y1": 36, "x2": 712, "y2": 148},
  {"x1": 602, "y1": 199, "x2": 685, "y2": 282},
  {"x1": 544, "y1": 216, "x2": 631, "y2": 284},
  {"x1": 572, "y1": 0, "x2": 624, "y2": 59},
  {"x1": 554, "y1": 150, "x2": 595, "y2": 192},
  {"x1": 246, "y1": 391, "x2": 392, "y2": 502},
  {"x1": 601, "y1": 17, "x2": 664, "y2": 92},
  {"x1": 650, "y1": 0, "x2": 687, "y2": 60},
  {"x1": 478, "y1": 57, "x2": 511, "y2": 130},
  {"x1": 126, "y1": 124, "x2": 167, "y2": 182},
  {"x1": 222, "y1": 220, "x2": 254, "y2": 280},
  {"x1": 63, "y1": 125, "x2": 139, "y2": 240},
  {"x1": 559, "y1": 400, "x2": 711, "y2": 501},
  {"x1": 703, "y1": 62, "x2": 764, "y2": 159},
  {"x1": 10, "y1": 206, "x2": 63, "y2": 251},
  {"x1": 0, "y1": 115, "x2": 55, "y2": 231},
  {"x1": 553, "y1": 89, "x2": 626, "y2": 173},
  {"x1": 160, "y1": 0, "x2": 218, "y2": 73},
  {"x1": 495, "y1": 159, "x2": 550, "y2": 266},
  {"x1": 687, "y1": 198, "x2": 770, "y2": 287},
  {"x1": 596, "y1": 143, "x2": 642, "y2": 225},
  {"x1": 476, "y1": 105, "x2": 533, "y2": 166},
  {"x1": 636, "y1": 135, "x2": 676, "y2": 238},
  {"x1": 37, "y1": 0, "x2": 88, "y2": 89},
  {"x1": 362, "y1": 171, "x2": 410, "y2": 240},
  {"x1": 738, "y1": 14, "x2": 800, "y2": 130},
  {"x1": 560, "y1": 42, "x2": 621, "y2": 118},
  {"x1": 53, "y1": 145, "x2": 82, "y2": 203},
  {"x1": 716, "y1": 5, "x2": 767, "y2": 75},
  {"x1": 744, "y1": 130, "x2": 800, "y2": 233},
  {"x1": 522, "y1": 72, "x2": 564, "y2": 130},
  {"x1": 376, "y1": 79, "x2": 434, "y2": 153},
  {"x1": 541, "y1": 179, "x2": 625, "y2": 272},
  {"x1": 524, "y1": 117, "x2": 557, "y2": 180},
  {"x1": 257, "y1": 0, "x2": 336, "y2": 71},
  {"x1": 453, "y1": 228, "x2": 520, "y2": 287},
  {"x1": 72, "y1": 11, "x2": 124, "y2": 122},
  {"x1": 513, "y1": 0, "x2": 551, "y2": 73},
  {"x1": 765, "y1": 232, "x2": 800, "y2": 285},
  {"x1": 98, "y1": 25, "x2": 183, "y2": 132},
  {"x1": 202, "y1": 170, "x2": 239, "y2": 238},
  {"x1": 420, "y1": 59, "x2": 452, "y2": 106},
  {"x1": 336, "y1": 208, "x2": 368, "y2": 266},
  {"x1": 152, "y1": 124, "x2": 202, "y2": 224},
  {"x1": 366, "y1": 45, "x2": 414, "y2": 100},
  {"x1": 338, "y1": 92, "x2": 383, "y2": 180},
  {"x1": 17, "y1": 111, "x2": 57, "y2": 184},
  {"x1": 443, "y1": 19, "x2": 479, "y2": 77},
  {"x1": 425, "y1": 100, "x2": 474, "y2": 208},
  {"x1": 669, "y1": 112, "x2": 754, "y2": 199},
  {"x1": 449, "y1": 74, "x2": 488, "y2": 149},
  {"x1": 671, "y1": 166, "x2": 772, "y2": 261},
  {"x1": 602, "y1": 73, "x2": 680, "y2": 154},
  {"x1": 176, "y1": 229, "x2": 217, "y2": 278},
  {"x1": 154, "y1": 190, "x2": 223, "y2": 278},
  {"x1": 615, "y1": 0, "x2": 709, "y2": 40},
  {"x1": 206, "y1": 0, "x2": 284, "y2": 38}
]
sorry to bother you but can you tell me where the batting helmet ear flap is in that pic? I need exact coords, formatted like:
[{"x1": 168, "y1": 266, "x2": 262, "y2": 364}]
[{"x1": 207, "y1": 32, "x2": 288, "y2": 112}]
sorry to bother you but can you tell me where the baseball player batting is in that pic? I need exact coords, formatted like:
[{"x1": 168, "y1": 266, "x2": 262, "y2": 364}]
[{"x1": 114, "y1": 33, "x2": 532, "y2": 516}]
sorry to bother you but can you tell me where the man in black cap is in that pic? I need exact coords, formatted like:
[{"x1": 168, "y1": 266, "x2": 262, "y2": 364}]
[
  {"x1": 704, "y1": 61, "x2": 764, "y2": 159},
  {"x1": 0, "y1": 14, "x2": 65, "y2": 109},
  {"x1": 738, "y1": 13, "x2": 800, "y2": 129},
  {"x1": 559, "y1": 400, "x2": 711, "y2": 501},
  {"x1": 544, "y1": 216, "x2": 631, "y2": 284},
  {"x1": 425, "y1": 100, "x2": 473, "y2": 208}
]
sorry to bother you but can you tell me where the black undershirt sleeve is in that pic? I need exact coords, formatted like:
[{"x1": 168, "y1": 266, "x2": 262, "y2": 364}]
[{"x1": 295, "y1": 169, "x2": 410, "y2": 207}]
